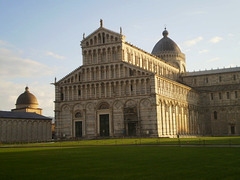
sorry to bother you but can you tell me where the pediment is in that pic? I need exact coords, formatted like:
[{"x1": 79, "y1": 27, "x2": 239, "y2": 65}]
[{"x1": 81, "y1": 27, "x2": 124, "y2": 47}]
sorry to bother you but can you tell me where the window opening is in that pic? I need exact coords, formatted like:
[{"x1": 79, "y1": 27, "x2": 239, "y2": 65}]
[
  {"x1": 214, "y1": 111, "x2": 217, "y2": 120},
  {"x1": 219, "y1": 93, "x2": 222, "y2": 99},
  {"x1": 227, "y1": 92, "x2": 230, "y2": 99}
]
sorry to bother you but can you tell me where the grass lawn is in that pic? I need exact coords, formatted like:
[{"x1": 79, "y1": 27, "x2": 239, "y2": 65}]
[
  {"x1": 1, "y1": 136, "x2": 240, "y2": 147},
  {"x1": 1, "y1": 146, "x2": 240, "y2": 180}
]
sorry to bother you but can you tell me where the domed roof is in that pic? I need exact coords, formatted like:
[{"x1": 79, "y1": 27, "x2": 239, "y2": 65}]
[
  {"x1": 152, "y1": 28, "x2": 182, "y2": 55},
  {"x1": 16, "y1": 87, "x2": 38, "y2": 106}
]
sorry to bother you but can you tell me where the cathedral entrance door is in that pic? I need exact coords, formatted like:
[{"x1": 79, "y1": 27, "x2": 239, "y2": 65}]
[
  {"x1": 75, "y1": 121, "x2": 82, "y2": 137},
  {"x1": 128, "y1": 122, "x2": 136, "y2": 136},
  {"x1": 100, "y1": 114, "x2": 109, "y2": 136}
]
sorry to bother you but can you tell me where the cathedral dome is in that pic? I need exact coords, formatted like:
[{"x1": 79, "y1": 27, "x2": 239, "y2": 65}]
[
  {"x1": 151, "y1": 28, "x2": 182, "y2": 55},
  {"x1": 16, "y1": 87, "x2": 38, "y2": 107}
]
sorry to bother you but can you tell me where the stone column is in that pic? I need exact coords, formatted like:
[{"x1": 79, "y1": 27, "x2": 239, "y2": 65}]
[
  {"x1": 159, "y1": 102, "x2": 163, "y2": 136},
  {"x1": 72, "y1": 86, "x2": 74, "y2": 100},
  {"x1": 109, "y1": 83, "x2": 112, "y2": 97},
  {"x1": 169, "y1": 105, "x2": 172, "y2": 135},
  {"x1": 67, "y1": 86, "x2": 70, "y2": 101},
  {"x1": 118, "y1": 81, "x2": 121, "y2": 96},
  {"x1": 99, "y1": 84, "x2": 101, "y2": 98},
  {"x1": 128, "y1": 81, "x2": 131, "y2": 96},
  {"x1": 85, "y1": 85, "x2": 88, "y2": 99},
  {"x1": 94, "y1": 84, "x2": 97, "y2": 99},
  {"x1": 162, "y1": 104, "x2": 166, "y2": 135},
  {"x1": 104, "y1": 83, "x2": 107, "y2": 97},
  {"x1": 108, "y1": 66, "x2": 111, "y2": 79},
  {"x1": 123, "y1": 81, "x2": 126, "y2": 96},
  {"x1": 173, "y1": 106, "x2": 178, "y2": 135},
  {"x1": 88, "y1": 69, "x2": 91, "y2": 81},
  {"x1": 144, "y1": 79, "x2": 147, "y2": 94},
  {"x1": 80, "y1": 85, "x2": 83, "y2": 99},
  {"x1": 89, "y1": 85, "x2": 92, "y2": 98},
  {"x1": 98, "y1": 66, "x2": 100, "y2": 80},
  {"x1": 134, "y1": 80, "x2": 137, "y2": 95}
]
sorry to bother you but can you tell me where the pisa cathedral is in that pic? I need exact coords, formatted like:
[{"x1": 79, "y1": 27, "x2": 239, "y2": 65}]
[{"x1": 54, "y1": 20, "x2": 240, "y2": 139}]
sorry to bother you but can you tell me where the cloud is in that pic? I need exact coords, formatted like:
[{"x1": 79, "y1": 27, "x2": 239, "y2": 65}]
[
  {"x1": 0, "y1": 47, "x2": 53, "y2": 78},
  {"x1": 183, "y1": 37, "x2": 203, "y2": 47},
  {"x1": 46, "y1": 51, "x2": 65, "y2": 59},
  {"x1": 184, "y1": 49, "x2": 191, "y2": 52},
  {"x1": 208, "y1": 57, "x2": 220, "y2": 62},
  {"x1": 228, "y1": 33, "x2": 234, "y2": 37},
  {"x1": 199, "y1": 49, "x2": 209, "y2": 54},
  {"x1": 190, "y1": 11, "x2": 207, "y2": 15},
  {"x1": 0, "y1": 40, "x2": 9, "y2": 46},
  {"x1": 209, "y1": 36, "x2": 223, "y2": 43}
]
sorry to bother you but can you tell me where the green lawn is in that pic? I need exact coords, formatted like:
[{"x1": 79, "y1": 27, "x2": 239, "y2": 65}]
[
  {"x1": 1, "y1": 136, "x2": 240, "y2": 147},
  {"x1": 1, "y1": 146, "x2": 240, "y2": 180}
]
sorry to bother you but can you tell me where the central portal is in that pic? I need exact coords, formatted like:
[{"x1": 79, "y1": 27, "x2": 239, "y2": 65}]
[
  {"x1": 75, "y1": 121, "x2": 82, "y2": 137},
  {"x1": 100, "y1": 114, "x2": 109, "y2": 136},
  {"x1": 128, "y1": 122, "x2": 137, "y2": 136}
]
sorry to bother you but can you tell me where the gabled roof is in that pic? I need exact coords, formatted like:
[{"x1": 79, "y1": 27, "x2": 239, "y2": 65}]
[
  {"x1": 56, "y1": 65, "x2": 81, "y2": 84},
  {"x1": 81, "y1": 26, "x2": 123, "y2": 43},
  {"x1": 0, "y1": 111, "x2": 52, "y2": 120}
]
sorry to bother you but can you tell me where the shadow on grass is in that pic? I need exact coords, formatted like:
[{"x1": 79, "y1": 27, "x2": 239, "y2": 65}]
[{"x1": 1, "y1": 146, "x2": 240, "y2": 180}]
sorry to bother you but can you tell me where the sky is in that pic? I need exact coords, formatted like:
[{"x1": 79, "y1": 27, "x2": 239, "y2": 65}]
[{"x1": 0, "y1": 0, "x2": 240, "y2": 117}]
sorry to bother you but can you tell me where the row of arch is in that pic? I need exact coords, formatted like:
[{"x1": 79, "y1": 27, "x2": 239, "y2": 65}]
[
  {"x1": 84, "y1": 32, "x2": 120, "y2": 47},
  {"x1": 55, "y1": 98, "x2": 153, "y2": 138},
  {"x1": 183, "y1": 73, "x2": 239, "y2": 89},
  {"x1": 59, "y1": 78, "x2": 151, "y2": 101},
  {"x1": 123, "y1": 44, "x2": 180, "y2": 80},
  {"x1": 158, "y1": 100, "x2": 199, "y2": 136},
  {"x1": 83, "y1": 46, "x2": 121, "y2": 65},
  {"x1": 156, "y1": 77, "x2": 199, "y2": 102},
  {"x1": 0, "y1": 120, "x2": 52, "y2": 143},
  {"x1": 61, "y1": 63, "x2": 149, "y2": 84},
  {"x1": 61, "y1": 98, "x2": 152, "y2": 113}
]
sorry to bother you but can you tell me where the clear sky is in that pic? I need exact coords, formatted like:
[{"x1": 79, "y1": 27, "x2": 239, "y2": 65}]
[{"x1": 1, "y1": 0, "x2": 240, "y2": 117}]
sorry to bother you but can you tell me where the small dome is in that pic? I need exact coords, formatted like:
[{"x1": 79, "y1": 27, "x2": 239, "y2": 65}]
[
  {"x1": 16, "y1": 87, "x2": 38, "y2": 106},
  {"x1": 152, "y1": 28, "x2": 182, "y2": 55}
]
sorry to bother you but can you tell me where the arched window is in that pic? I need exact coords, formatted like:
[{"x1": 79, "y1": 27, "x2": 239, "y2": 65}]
[
  {"x1": 98, "y1": 34, "x2": 101, "y2": 44},
  {"x1": 102, "y1": 33, "x2": 105, "y2": 44},
  {"x1": 219, "y1": 93, "x2": 222, "y2": 99},
  {"x1": 99, "y1": 103, "x2": 109, "y2": 109},
  {"x1": 233, "y1": 74, "x2": 236, "y2": 80},
  {"x1": 214, "y1": 111, "x2": 217, "y2": 120},
  {"x1": 219, "y1": 76, "x2": 222, "y2": 82},
  {"x1": 75, "y1": 112, "x2": 82, "y2": 118},
  {"x1": 94, "y1": 36, "x2": 97, "y2": 44},
  {"x1": 227, "y1": 92, "x2": 230, "y2": 99}
]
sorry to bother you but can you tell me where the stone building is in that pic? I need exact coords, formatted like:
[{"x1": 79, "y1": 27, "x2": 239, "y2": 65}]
[
  {"x1": 54, "y1": 20, "x2": 240, "y2": 139},
  {"x1": 0, "y1": 87, "x2": 52, "y2": 143}
]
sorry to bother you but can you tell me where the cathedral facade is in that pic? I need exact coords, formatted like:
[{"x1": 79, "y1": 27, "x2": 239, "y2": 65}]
[{"x1": 54, "y1": 21, "x2": 240, "y2": 139}]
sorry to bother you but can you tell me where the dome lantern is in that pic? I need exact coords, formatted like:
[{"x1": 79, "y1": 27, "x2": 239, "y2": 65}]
[{"x1": 162, "y1": 28, "x2": 169, "y2": 37}]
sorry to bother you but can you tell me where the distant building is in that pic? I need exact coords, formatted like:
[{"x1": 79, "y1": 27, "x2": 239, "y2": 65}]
[
  {"x1": 54, "y1": 21, "x2": 240, "y2": 139},
  {"x1": 0, "y1": 87, "x2": 52, "y2": 143}
]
